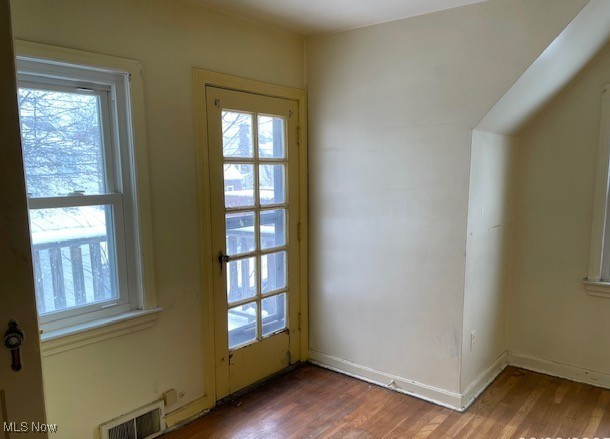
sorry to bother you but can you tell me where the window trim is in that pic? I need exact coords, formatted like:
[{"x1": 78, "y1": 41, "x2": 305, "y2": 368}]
[
  {"x1": 18, "y1": 73, "x2": 132, "y2": 327},
  {"x1": 14, "y1": 40, "x2": 159, "y2": 344},
  {"x1": 586, "y1": 84, "x2": 610, "y2": 296}
]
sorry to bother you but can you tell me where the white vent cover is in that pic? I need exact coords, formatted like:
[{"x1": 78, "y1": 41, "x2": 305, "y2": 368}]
[{"x1": 100, "y1": 400, "x2": 165, "y2": 439}]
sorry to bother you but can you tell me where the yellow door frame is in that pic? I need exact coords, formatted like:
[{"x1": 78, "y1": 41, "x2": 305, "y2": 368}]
[{"x1": 193, "y1": 68, "x2": 308, "y2": 410}]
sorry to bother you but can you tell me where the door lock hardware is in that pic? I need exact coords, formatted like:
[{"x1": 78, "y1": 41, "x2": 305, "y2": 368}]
[
  {"x1": 4, "y1": 320, "x2": 24, "y2": 372},
  {"x1": 218, "y1": 251, "x2": 231, "y2": 272}
]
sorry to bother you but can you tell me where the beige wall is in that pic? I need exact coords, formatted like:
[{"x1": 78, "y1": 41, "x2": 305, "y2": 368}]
[
  {"x1": 461, "y1": 131, "x2": 516, "y2": 392},
  {"x1": 306, "y1": 0, "x2": 585, "y2": 396},
  {"x1": 9, "y1": 1, "x2": 304, "y2": 437},
  {"x1": 511, "y1": 40, "x2": 610, "y2": 375}
]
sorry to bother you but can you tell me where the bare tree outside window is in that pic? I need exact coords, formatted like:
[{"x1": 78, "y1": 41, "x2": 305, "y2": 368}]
[{"x1": 18, "y1": 88, "x2": 105, "y2": 197}]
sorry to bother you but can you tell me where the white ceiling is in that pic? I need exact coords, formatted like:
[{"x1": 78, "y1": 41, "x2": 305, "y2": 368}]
[{"x1": 193, "y1": 0, "x2": 488, "y2": 37}]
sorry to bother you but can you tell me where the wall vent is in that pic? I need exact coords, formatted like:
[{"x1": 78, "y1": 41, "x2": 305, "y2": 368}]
[{"x1": 99, "y1": 400, "x2": 165, "y2": 439}]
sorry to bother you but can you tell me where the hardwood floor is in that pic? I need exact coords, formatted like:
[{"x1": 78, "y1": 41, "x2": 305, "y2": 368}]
[{"x1": 162, "y1": 364, "x2": 610, "y2": 438}]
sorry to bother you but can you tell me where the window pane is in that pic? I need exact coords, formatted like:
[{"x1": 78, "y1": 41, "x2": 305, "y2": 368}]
[
  {"x1": 222, "y1": 111, "x2": 253, "y2": 158},
  {"x1": 258, "y1": 115, "x2": 285, "y2": 159},
  {"x1": 262, "y1": 293, "x2": 286, "y2": 337},
  {"x1": 224, "y1": 164, "x2": 254, "y2": 208},
  {"x1": 226, "y1": 211, "x2": 256, "y2": 256},
  {"x1": 260, "y1": 209, "x2": 286, "y2": 250},
  {"x1": 29, "y1": 205, "x2": 117, "y2": 314},
  {"x1": 228, "y1": 302, "x2": 258, "y2": 349},
  {"x1": 259, "y1": 164, "x2": 285, "y2": 205},
  {"x1": 226, "y1": 257, "x2": 256, "y2": 304},
  {"x1": 18, "y1": 88, "x2": 106, "y2": 197},
  {"x1": 261, "y1": 251, "x2": 287, "y2": 294}
]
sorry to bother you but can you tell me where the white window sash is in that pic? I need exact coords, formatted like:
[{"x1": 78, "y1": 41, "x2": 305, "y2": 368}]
[
  {"x1": 29, "y1": 193, "x2": 122, "y2": 209},
  {"x1": 18, "y1": 67, "x2": 138, "y2": 328},
  {"x1": 29, "y1": 193, "x2": 132, "y2": 325}
]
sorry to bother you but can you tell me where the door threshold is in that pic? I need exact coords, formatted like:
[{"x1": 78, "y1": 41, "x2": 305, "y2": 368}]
[{"x1": 216, "y1": 361, "x2": 302, "y2": 407}]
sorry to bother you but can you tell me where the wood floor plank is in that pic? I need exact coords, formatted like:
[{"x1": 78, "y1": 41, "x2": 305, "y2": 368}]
[
  {"x1": 441, "y1": 369, "x2": 526, "y2": 438},
  {"x1": 381, "y1": 403, "x2": 444, "y2": 439},
  {"x1": 162, "y1": 364, "x2": 610, "y2": 439},
  {"x1": 497, "y1": 374, "x2": 551, "y2": 439},
  {"x1": 321, "y1": 387, "x2": 397, "y2": 439},
  {"x1": 562, "y1": 386, "x2": 602, "y2": 436},
  {"x1": 538, "y1": 378, "x2": 582, "y2": 439},
  {"x1": 410, "y1": 410, "x2": 451, "y2": 438},
  {"x1": 583, "y1": 390, "x2": 610, "y2": 437},
  {"x1": 363, "y1": 391, "x2": 427, "y2": 437},
  {"x1": 549, "y1": 384, "x2": 592, "y2": 438}
]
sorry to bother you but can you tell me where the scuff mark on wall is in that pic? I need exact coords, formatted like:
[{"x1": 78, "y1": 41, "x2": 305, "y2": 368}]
[{"x1": 450, "y1": 325, "x2": 461, "y2": 358}]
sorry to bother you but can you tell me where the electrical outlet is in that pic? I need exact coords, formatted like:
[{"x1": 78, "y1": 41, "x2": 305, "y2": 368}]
[{"x1": 470, "y1": 331, "x2": 476, "y2": 352}]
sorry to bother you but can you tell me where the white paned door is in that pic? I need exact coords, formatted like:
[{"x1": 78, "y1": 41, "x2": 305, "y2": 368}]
[{"x1": 206, "y1": 86, "x2": 300, "y2": 398}]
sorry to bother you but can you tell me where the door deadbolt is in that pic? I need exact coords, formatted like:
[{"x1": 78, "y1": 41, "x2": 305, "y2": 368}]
[{"x1": 4, "y1": 320, "x2": 24, "y2": 372}]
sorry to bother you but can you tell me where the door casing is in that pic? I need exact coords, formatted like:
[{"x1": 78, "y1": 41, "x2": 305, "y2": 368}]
[
  {"x1": 193, "y1": 69, "x2": 308, "y2": 408},
  {"x1": 0, "y1": 0, "x2": 48, "y2": 434}
]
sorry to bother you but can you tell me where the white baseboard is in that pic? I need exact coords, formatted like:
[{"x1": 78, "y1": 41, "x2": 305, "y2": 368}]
[
  {"x1": 309, "y1": 349, "x2": 610, "y2": 415},
  {"x1": 308, "y1": 349, "x2": 464, "y2": 411},
  {"x1": 166, "y1": 351, "x2": 610, "y2": 430},
  {"x1": 508, "y1": 352, "x2": 610, "y2": 390},
  {"x1": 460, "y1": 352, "x2": 509, "y2": 410}
]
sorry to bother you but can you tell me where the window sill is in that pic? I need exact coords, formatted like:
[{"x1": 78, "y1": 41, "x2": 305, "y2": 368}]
[
  {"x1": 583, "y1": 279, "x2": 610, "y2": 298},
  {"x1": 40, "y1": 307, "x2": 163, "y2": 356}
]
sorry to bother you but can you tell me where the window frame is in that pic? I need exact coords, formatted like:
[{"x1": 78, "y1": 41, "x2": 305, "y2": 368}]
[
  {"x1": 18, "y1": 71, "x2": 133, "y2": 328},
  {"x1": 14, "y1": 40, "x2": 158, "y2": 344},
  {"x1": 586, "y1": 84, "x2": 610, "y2": 296}
]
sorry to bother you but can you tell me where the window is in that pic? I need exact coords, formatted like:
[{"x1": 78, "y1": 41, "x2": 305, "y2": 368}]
[
  {"x1": 14, "y1": 43, "x2": 157, "y2": 337},
  {"x1": 585, "y1": 83, "x2": 610, "y2": 296}
]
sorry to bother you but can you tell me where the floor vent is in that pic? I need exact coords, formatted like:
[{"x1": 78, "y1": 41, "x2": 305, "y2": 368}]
[{"x1": 100, "y1": 400, "x2": 165, "y2": 439}]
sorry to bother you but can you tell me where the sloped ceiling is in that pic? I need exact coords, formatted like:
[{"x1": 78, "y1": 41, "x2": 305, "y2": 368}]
[
  {"x1": 191, "y1": 0, "x2": 487, "y2": 37},
  {"x1": 191, "y1": 0, "x2": 610, "y2": 136},
  {"x1": 477, "y1": 0, "x2": 610, "y2": 135}
]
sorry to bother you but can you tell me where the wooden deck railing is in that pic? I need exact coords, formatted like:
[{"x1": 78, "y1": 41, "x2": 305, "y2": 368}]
[
  {"x1": 32, "y1": 233, "x2": 110, "y2": 314},
  {"x1": 226, "y1": 211, "x2": 286, "y2": 346}
]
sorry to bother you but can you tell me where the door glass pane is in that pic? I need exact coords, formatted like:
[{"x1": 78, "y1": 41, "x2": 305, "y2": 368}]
[
  {"x1": 227, "y1": 257, "x2": 256, "y2": 304},
  {"x1": 18, "y1": 88, "x2": 106, "y2": 197},
  {"x1": 28, "y1": 205, "x2": 117, "y2": 314},
  {"x1": 228, "y1": 302, "x2": 258, "y2": 349},
  {"x1": 224, "y1": 164, "x2": 254, "y2": 208},
  {"x1": 259, "y1": 164, "x2": 285, "y2": 205},
  {"x1": 258, "y1": 115, "x2": 285, "y2": 159},
  {"x1": 260, "y1": 209, "x2": 286, "y2": 250},
  {"x1": 262, "y1": 293, "x2": 286, "y2": 337},
  {"x1": 222, "y1": 111, "x2": 253, "y2": 158},
  {"x1": 226, "y1": 212, "x2": 255, "y2": 256},
  {"x1": 261, "y1": 251, "x2": 287, "y2": 294}
]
